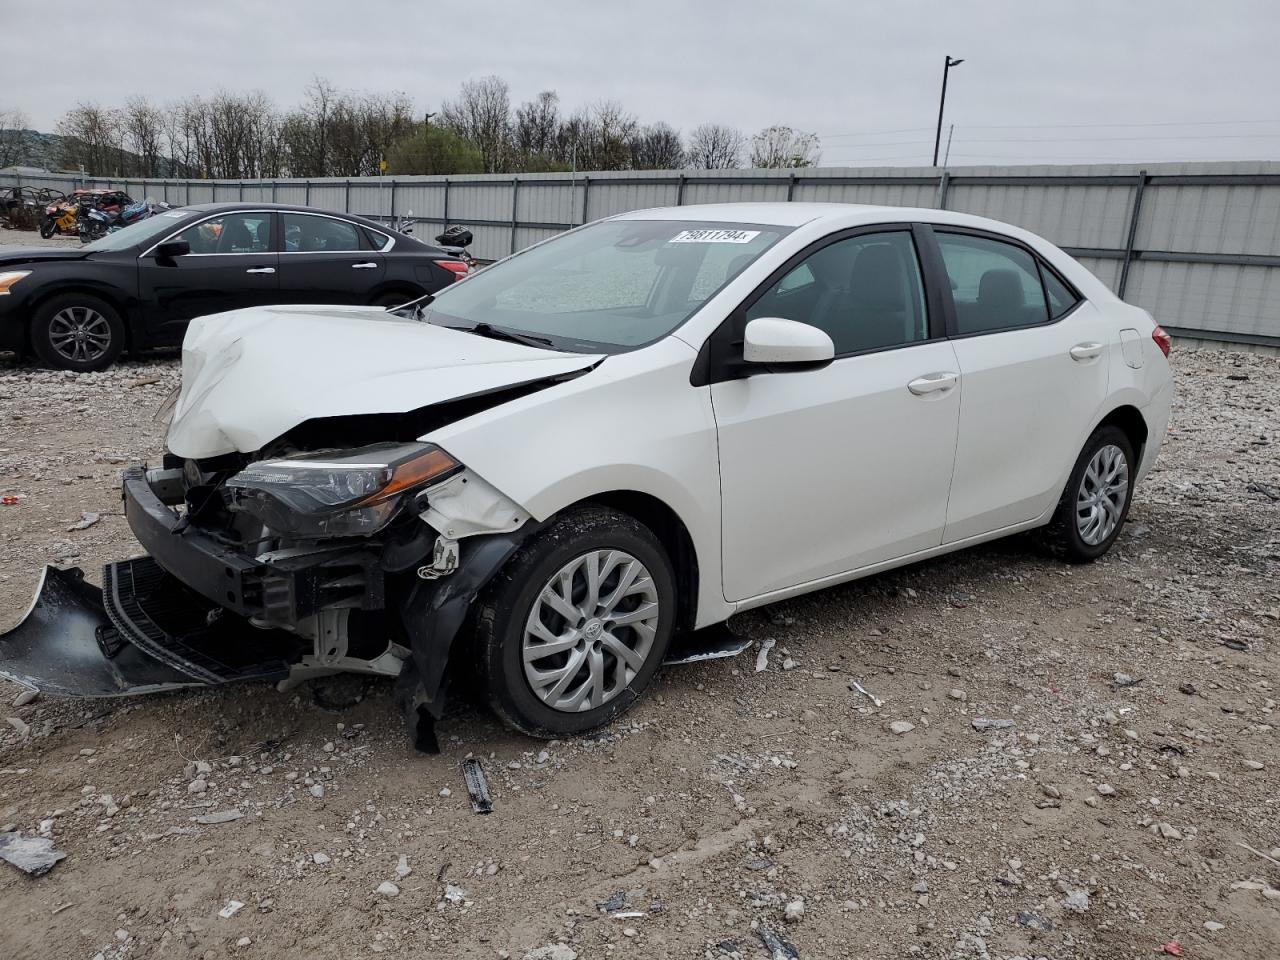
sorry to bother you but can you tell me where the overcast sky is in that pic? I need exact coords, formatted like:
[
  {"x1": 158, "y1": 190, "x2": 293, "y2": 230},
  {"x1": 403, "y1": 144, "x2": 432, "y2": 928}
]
[{"x1": 4, "y1": 0, "x2": 1279, "y2": 167}]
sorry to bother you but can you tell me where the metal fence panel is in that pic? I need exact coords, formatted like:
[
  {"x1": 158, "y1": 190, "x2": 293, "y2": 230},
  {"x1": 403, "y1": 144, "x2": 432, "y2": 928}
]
[
  {"x1": 6, "y1": 162, "x2": 1280, "y2": 343},
  {"x1": 1137, "y1": 182, "x2": 1280, "y2": 257},
  {"x1": 1126, "y1": 259, "x2": 1280, "y2": 340}
]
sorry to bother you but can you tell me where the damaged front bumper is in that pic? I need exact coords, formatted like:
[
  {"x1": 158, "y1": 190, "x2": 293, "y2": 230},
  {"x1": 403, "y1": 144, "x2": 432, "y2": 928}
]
[{"x1": 0, "y1": 464, "x2": 535, "y2": 749}]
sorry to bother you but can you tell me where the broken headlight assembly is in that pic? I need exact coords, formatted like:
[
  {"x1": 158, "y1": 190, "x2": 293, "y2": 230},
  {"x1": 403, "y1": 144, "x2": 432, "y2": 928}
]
[{"x1": 225, "y1": 442, "x2": 460, "y2": 538}]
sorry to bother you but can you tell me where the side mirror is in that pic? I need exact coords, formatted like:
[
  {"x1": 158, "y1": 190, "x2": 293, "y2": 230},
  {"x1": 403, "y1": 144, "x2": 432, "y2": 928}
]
[
  {"x1": 743, "y1": 317, "x2": 835, "y2": 368},
  {"x1": 154, "y1": 240, "x2": 190, "y2": 259}
]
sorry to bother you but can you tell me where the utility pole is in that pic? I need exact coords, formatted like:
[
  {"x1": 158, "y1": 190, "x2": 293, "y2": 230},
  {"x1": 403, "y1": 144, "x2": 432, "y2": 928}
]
[
  {"x1": 423, "y1": 111, "x2": 437, "y2": 131},
  {"x1": 932, "y1": 55, "x2": 964, "y2": 167}
]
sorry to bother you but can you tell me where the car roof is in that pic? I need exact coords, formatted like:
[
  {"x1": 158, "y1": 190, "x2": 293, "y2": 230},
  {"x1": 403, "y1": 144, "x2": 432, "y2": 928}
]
[{"x1": 614, "y1": 201, "x2": 1032, "y2": 236}]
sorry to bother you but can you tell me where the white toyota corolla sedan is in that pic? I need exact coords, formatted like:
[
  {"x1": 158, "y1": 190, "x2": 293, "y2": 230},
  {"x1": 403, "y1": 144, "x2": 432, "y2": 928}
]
[{"x1": 1, "y1": 203, "x2": 1173, "y2": 745}]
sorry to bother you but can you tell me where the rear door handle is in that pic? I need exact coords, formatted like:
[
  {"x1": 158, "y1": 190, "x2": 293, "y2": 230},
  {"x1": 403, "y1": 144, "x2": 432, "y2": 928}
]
[
  {"x1": 907, "y1": 372, "x2": 959, "y2": 396},
  {"x1": 352, "y1": 262, "x2": 378, "y2": 269},
  {"x1": 245, "y1": 267, "x2": 275, "y2": 275},
  {"x1": 1070, "y1": 341, "x2": 1103, "y2": 361}
]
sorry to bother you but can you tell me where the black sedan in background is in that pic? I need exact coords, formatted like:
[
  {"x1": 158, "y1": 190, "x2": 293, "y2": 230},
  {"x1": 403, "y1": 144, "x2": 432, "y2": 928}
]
[{"x1": 0, "y1": 203, "x2": 471, "y2": 371}]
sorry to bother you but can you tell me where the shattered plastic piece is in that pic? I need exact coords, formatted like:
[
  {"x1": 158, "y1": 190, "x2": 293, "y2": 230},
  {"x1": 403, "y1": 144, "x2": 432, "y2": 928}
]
[
  {"x1": 598, "y1": 891, "x2": 626, "y2": 912},
  {"x1": 66, "y1": 512, "x2": 100, "y2": 532},
  {"x1": 758, "y1": 925, "x2": 800, "y2": 959},
  {"x1": 218, "y1": 900, "x2": 245, "y2": 919},
  {"x1": 850, "y1": 679, "x2": 884, "y2": 708},
  {"x1": 195, "y1": 810, "x2": 244, "y2": 824},
  {"x1": 755, "y1": 637, "x2": 775, "y2": 672},
  {"x1": 0, "y1": 831, "x2": 66, "y2": 876},
  {"x1": 443, "y1": 883, "x2": 465, "y2": 904},
  {"x1": 1159, "y1": 941, "x2": 1183, "y2": 956},
  {"x1": 1017, "y1": 910, "x2": 1054, "y2": 931},
  {"x1": 1, "y1": 495, "x2": 20, "y2": 506},
  {"x1": 972, "y1": 717, "x2": 1015, "y2": 731},
  {"x1": 462, "y1": 758, "x2": 493, "y2": 814},
  {"x1": 1113, "y1": 672, "x2": 1141, "y2": 687}
]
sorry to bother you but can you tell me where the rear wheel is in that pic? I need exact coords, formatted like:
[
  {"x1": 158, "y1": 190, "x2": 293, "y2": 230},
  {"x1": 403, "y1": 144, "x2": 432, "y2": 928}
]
[
  {"x1": 1043, "y1": 425, "x2": 1135, "y2": 562},
  {"x1": 30, "y1": 293, "x2": 125, "y2": 372},
  {"x1": 475, "y1": 507, "x2": 676, "y2": 737}
]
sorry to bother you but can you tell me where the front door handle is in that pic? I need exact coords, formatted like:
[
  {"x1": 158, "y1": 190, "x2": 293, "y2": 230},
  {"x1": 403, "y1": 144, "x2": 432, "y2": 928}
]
[
  {"x1": 351, "y1": 262, "x2": 378, "y2": 269},
  {"x1": 245, "y1": 267, "x2": 275, "y2": 275},
  {"x1": 1070, "y1": 341, "x2": 1103, "y2": 361},
  {"x1": 907, "y1": 372, "x2": 959, "y2": 396}
]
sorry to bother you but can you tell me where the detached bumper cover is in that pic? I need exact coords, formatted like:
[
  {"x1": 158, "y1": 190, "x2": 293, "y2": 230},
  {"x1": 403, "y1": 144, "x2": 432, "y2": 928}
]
[{"x1": 0, "y1": 566, "x2": 205, "y2": 697}]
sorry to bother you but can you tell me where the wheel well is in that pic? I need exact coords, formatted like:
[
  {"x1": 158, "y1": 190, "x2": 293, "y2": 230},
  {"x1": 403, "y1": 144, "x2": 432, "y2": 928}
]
[
  {"x1": 1097, "y1": 405, "x2": 1148, "y2": 462},
  {"x1": 577, "y1": 491, "x2": 700, "y2": 635},
  {"x1": 367, "y1": 283, "x2": 423, "y2": 306},
  {"x1": 26, "y1": 286, "x2": 133, "y2": 352}
]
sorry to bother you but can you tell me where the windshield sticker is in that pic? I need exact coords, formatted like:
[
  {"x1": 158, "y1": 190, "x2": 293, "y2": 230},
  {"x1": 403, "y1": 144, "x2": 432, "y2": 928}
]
[
  {"x1": 667, "y1": 229, "x2": 761, "y2": 244},
  {"x1": 160, "y1": 210, "x2": 187, "y2": 218}
]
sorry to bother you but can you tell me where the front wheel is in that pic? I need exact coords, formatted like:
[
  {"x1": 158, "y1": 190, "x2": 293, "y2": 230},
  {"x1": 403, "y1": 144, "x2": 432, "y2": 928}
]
[
  {"x1": 475, "y1": 507, "x2": 676, "y2": 737},
  {"x1": 30, "y1": 293, "x2": 126, "y2": 371},
  {"x1": 1043, "y1": 425, "x2": 1135, "y2": 562},
  {"x1": 39, "y1": 219, "x2": 56, "y2": 239}
]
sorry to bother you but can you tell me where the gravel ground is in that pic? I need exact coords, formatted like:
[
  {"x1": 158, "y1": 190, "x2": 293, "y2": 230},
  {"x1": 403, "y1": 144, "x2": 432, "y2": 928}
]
[{"x1": 0, "y1": 241, "x2": 1277, "y2": 958}]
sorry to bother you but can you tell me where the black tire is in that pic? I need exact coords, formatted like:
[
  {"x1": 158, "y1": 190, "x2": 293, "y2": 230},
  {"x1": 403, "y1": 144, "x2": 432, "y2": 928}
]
[
  {"x1": 475, "y1": 506, "x2": 677, "y2": 738},
  {"x1": 39, "y1": 219, "x2": 56, "y2": 239},
  {"x1": 1043, "y1": 425, "x2": 1136, "y2": 563},
  {"x1": 30, "y1": 293, "x2": 126, "y2": 372}
]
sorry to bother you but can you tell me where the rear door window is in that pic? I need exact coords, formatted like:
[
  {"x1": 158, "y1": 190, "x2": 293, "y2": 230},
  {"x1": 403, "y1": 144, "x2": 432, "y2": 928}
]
[
  {"x1": 935, "y1": 232, "x2": 1050, "y2": 335},
  {"x1": 283, "y1": 214, "x2": 364, "y2": 253}
]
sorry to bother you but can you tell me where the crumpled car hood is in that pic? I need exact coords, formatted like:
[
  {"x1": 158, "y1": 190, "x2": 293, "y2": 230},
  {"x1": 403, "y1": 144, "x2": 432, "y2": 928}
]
[{"x1": 167, "y1": 305, "x2": 604, "y2": 459}]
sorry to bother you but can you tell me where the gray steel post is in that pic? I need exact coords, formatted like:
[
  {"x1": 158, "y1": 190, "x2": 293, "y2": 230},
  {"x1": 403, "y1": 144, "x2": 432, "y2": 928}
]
[
  {"x1": 581, "y1": 175, "x2": 591, "y2": 224},
  {"x1": 937, "y1": 170, "x2": 951, "y2": 209},
  {"x1": 787, "y1": 173, "x2": 798, "y2": 201},
  {"x1": 511, "y1": 177, "x2": 520, "y2": 254},
  {"x1": 676, "y1": 174, "x2": 686, "y2": 206},
  {"x1": 1117, "y1": 171, "x2": 1148, "y2": 299}
]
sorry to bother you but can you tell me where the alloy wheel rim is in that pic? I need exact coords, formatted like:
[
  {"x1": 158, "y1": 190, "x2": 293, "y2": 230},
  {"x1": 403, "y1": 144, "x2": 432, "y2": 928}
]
[
  {"x1": 1076, "y1": 443, "x2": 1129, "y2": 545},
  {"x1": 48, "y1": 306, "x2": 111, "y2": 363},
  {"x1": 522, "y1": 549, "x2": 660, "y2": 713}
]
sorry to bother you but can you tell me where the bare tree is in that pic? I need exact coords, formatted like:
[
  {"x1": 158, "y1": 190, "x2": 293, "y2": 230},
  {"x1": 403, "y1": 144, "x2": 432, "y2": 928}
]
[
  {"x1": 513, "y1": 90, "x2": 560, "y2": 158},
  {"x1": 686, "y1": 123, "x2": 744, "y2": 169},
  {"x1": 750, "y1": 125, "x2": 821, "y2": 168},
  {"x1": 0, "y1": 107, "x2": 30, "y2": 169},
  {"x1": 630, "y1": 122, "x2": 684, "y2": 169},
  {"x1": 122, "y1": 97, "x2": 164, "y2": 176},
  {"x1": 56, "y1": 102, "x2": 125, "y2": 175},
  {"x1": 441, "y1": 76, "x2": 511, "y2": 173}
]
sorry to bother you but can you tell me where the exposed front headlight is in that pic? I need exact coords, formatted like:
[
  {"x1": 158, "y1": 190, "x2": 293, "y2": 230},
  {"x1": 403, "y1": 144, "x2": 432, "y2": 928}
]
[
  {"x1": 0, "y1": 271, "x2": 31, "y2": 295},
  {"x1": 226, "y1": 442, "x2": 460, "y2": 538}
]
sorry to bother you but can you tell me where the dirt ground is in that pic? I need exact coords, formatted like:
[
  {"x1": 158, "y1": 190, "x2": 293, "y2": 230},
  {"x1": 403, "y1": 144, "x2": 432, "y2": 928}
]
[{"x1": 0, "y1": 249, "x2": 1277, "y2": 958}]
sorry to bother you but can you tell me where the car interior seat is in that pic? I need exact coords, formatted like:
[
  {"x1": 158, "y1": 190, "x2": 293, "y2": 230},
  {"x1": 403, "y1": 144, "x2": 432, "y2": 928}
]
[{"x1": 847, "y1": 243, "x2": 913, "y2": 351}]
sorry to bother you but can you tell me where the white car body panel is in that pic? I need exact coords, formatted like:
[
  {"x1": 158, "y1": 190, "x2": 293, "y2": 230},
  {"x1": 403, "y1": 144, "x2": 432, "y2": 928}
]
[
  {"x1": 166, "y1": 304, "x2": 603, "y2": 460},
  {"x1": 942, "y1": 300, "x2": 1113, "y2": 542},
  {"x1": 164, "y1": 202, "x2": 1173, "y2": 632},
  {"x1": 711, "y1": 339, "x2": 961, "y2": 601}
]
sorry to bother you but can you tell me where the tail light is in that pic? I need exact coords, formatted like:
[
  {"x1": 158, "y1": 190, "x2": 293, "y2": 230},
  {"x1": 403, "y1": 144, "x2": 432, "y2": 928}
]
[
  {"x1": 437, "y1": 259, "x2": 470, "y2": 281},
  {"x1": 1151, "y1": 325, "x2": 1172, "y2": 357}
]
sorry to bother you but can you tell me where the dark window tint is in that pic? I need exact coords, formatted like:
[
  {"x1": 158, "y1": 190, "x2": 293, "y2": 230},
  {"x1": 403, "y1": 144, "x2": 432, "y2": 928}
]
[
  {"x1": 363, "y1": 226, "x2": 390, "y2": 250},
  {"x1": 178, "y1": 213, "x2": 272, "y2": 254},
  {"x1": 1042, "y1": 266, "x2": 1080, "y2": 318},
  {"x1": 283, "y1": 214, "x2": 363, "y2": 253},
  {"x1": 746, "y1": 231, "x2": 929, "y2": 354},
  {"x1": 936, "y1": 233, "x2": 1050, "y2": 334}
]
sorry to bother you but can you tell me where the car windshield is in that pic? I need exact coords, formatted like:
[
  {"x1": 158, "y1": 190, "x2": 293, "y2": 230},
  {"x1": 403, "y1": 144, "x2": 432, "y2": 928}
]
[
  {"x1": 82, "y1": 209, "x2": 193, "y2": 252},
  {"x1": 421, "y1": 219, "x2": 790, "y2": 351}
]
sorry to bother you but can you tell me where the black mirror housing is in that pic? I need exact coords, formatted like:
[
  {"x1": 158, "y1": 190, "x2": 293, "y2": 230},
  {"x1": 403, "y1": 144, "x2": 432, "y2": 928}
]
[{"x1": 154, "y1": 240, "x2": 190, "y2": 259}]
